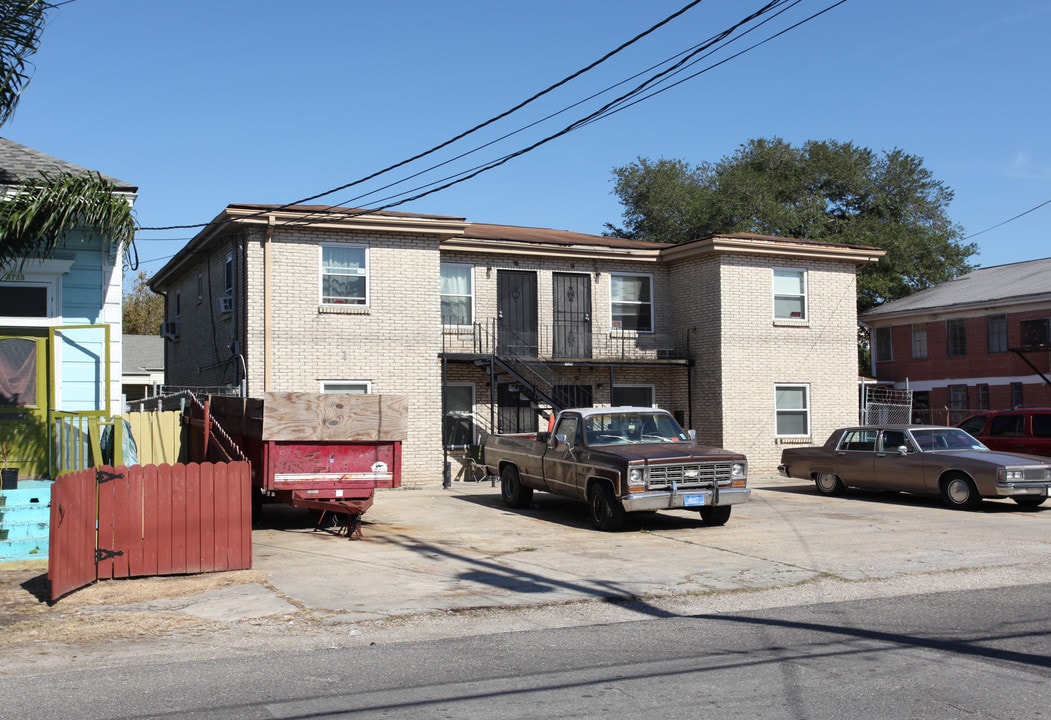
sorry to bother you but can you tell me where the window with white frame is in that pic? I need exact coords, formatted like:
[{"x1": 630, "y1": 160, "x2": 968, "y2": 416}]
[
  {"x1": 440, "y1": 263, "x2": 473, "y2": 326},
  {"x1": 610, "y1": 273, "x2": 653, "y2": 332},
  {"x1": 320, "y1": 381, "x2": 370, "y2": 394},
  {"x1": 443, "y1": 384, "x2": 475, "y2": 447},
  {"x1": 773, "y1": 268, "x2": 807, "y2": 320},
  {"x1": 0, "y1": 284, "x2": 49, "y2": 318},
  {"x1": 320, "y1": 244, "x2": 368, "y2": 305},
  {"x1": 775, "y1": 384, "x2": 810, "y2": 436}
]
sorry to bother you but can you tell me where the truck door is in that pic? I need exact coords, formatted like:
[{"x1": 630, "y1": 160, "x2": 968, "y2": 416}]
[{"x1": 543, "y1": 415, "x2": 585, "y2": 500}]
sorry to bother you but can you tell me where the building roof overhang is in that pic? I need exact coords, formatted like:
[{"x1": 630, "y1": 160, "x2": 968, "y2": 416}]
[{"x1": 659, "y1": 233, "x2": 885, "y2": 265}]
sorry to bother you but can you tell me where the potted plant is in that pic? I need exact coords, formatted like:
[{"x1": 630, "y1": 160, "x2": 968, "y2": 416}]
[{"x1": 0, "y1": 440, "x2": 17, "y2": 490}]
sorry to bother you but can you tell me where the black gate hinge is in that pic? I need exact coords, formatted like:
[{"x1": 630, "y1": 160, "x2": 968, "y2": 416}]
[
  {"x1": 95, "y1": 548, "x2": 124, "y2": 562},
  {"x1": 96, "y1": 469, "x2": 124, "y2": 484}
]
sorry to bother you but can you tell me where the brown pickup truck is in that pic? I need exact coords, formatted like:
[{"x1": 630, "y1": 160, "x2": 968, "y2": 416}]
[{"x1": 484, "y1": 407, "x2": 750, "y2": 530}]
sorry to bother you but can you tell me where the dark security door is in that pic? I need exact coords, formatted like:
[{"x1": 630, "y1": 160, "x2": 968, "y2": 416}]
[
  {"x1": 497, "y1": 270, "x2": 538, "y2": 357},
  {"x1": 552, "y1": 273, "x2": 592, "y2": 359}
]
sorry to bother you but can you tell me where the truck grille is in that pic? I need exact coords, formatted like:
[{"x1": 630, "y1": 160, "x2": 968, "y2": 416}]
[{"x1": 646, "y1": 462, "x2": 733, "y2": 490}]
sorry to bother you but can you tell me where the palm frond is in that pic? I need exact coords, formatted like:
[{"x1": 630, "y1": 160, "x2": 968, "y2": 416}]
[
  {"x1": 0, "y1": 0, "x2": 50, "y2": 125},
  {"x1": 0, "y1": 170, "x2": 137, "y2": 269}
]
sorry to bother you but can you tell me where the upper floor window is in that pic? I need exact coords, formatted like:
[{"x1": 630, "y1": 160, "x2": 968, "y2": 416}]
[
  {"x1": 911, "y1": 324, "x2": 927, "y2": 359},
  {"x1": 224, "y1": 255, "x2": 234, "y2": 296},
  {"x1": 874, "y1": 326, "x2": 893, "y2": 362},
  {"x1": 987, "y1": 314, "x2": 1008, "y2": 353},
  {"x1": 610, "y1": 273, "x2": 653, "y2": 332},
  {"x1": 321, "y1": 244, "x2": 368, "y2": 305},
  {"x1": 775, "y1": 384, "x2": 810, "y2": 437},
  {"x1": 946, "y1": 318, "x2": 967, "y2": 356},
  {"x1": 773, "y1": 268, "x2": 807, "y2": 320},
  {"x1": 440, "y1": 263, "x2": 473, "y2": 326}
]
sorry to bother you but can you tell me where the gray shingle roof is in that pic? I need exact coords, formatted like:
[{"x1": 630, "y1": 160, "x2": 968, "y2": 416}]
[
  {"x1": 862, "y1": 257, "x2": 1051, "y2": 319},
  {"x1": 122, "y1": 335, "x2": 165, "y2": 371},
  {"x1": 0, "y1": 137, "x2": 136, "y2": 191}
]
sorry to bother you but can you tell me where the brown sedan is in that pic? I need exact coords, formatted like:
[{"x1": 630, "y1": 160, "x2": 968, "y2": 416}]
[{"x1": 778, "y1": 425, "x2": 1051, "y2": 509}]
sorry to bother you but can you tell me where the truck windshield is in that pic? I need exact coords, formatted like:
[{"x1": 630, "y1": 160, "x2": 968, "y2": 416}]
[{"x1": 583, "y1": 412, "x2": 688, "y2": 445}]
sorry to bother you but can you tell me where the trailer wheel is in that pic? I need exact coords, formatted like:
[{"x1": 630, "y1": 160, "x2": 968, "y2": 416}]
[
  {"x1": 588, "y1": 482, "x2": 626, "y2": 532},
  {"x1": 501, "y1": 465, "x2": 533, "y2": 508}
]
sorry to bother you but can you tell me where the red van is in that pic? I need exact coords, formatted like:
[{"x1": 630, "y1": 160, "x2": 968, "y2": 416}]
[{"x1": 958, "y1": 408, "x2": 1051, "y2": 459}]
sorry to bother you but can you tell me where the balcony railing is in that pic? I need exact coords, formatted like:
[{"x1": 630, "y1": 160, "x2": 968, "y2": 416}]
[{"x1": 442, "y1": 319, "x2": 690, "y2": 362}]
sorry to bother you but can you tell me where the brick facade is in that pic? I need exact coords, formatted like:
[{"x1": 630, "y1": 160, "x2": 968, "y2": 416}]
[{"x1": 153, "y1": 208, "x2": 879, "y2": 484}]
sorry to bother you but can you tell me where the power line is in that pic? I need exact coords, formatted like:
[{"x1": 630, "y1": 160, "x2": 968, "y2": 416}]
[
  {"x1": 137, "y1": 0, "x2": 712, "y2": 233},
  {"x1": 963, "y1": 197, "x2": 1051, "y2": 240}
]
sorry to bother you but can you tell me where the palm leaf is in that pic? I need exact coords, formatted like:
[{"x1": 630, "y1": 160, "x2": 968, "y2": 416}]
[{"x1": 0, "y1": 0, "x2": 49, "y2": 125}]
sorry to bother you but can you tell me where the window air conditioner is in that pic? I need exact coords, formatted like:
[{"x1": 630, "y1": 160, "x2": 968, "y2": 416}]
[
  {"x1": 217, "y1": 296, "x2": 234, "y2": 313},
  {"x1": 160, "y1": 321, "x2": 180, "y2": 340}
]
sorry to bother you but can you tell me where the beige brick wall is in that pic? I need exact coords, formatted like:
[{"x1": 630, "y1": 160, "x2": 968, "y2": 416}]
[
  {"x1": 162, "y1": 227, "x2": 864, "y2": 485},
  {"x1": 713, "y1": 256, "x2": 861, "y2": 470}
]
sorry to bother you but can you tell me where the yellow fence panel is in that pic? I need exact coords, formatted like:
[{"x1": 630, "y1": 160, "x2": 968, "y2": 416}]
[{"x1": 125, "y1": 411, "x2": 183, "y2": 465}]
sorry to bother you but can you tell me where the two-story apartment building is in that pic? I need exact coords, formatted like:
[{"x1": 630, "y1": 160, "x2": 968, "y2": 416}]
[
  {"x1": 150, "y1": 204, "x2": 883, "y2": 484},
  {"x1": 862, "y1": 257, "x2": 1051, "y2": 423}
]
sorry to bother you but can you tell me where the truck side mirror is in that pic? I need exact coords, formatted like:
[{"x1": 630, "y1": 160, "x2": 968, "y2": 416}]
[
  {"x1": 553, "y1": 433, "x2": 568, "y2": 450},
  {"x1": 687, "y1": 429, "x2": 697, "y2": 441}
]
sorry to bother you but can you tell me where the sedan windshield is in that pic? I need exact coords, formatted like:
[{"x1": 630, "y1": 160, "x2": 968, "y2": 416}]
[
  {"x1": 584, "y1": 413, "x2": 689, "y2": 445},
  {"x1": 909, "y1": 428, "x2": 988, "y2": 452}
]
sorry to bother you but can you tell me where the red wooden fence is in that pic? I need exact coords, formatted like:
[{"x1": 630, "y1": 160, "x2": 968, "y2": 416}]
[{"x1": 49, "y1": 462, "x2": 252, "y2": 601}]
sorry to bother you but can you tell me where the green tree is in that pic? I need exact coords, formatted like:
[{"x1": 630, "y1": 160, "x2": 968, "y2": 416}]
[
  {"x1": 0, "y1": 0, "x2": 136, "y2": 270},
  {"x1": 607, "y1": 138, "x2": 977, "y2": 312},
  {"x1": 122, "y1": 271, "x2": 164, "y2": 335}
]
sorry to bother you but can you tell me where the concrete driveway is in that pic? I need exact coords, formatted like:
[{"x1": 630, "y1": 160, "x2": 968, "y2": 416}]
[{"x1": 245, "y1": 473, "x2": 1051, "y2": 621}]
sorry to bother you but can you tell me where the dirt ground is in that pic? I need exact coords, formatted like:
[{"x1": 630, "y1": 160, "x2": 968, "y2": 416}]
[{"x1": 0, "y1": 561, "x2": 269, "y2": 648}]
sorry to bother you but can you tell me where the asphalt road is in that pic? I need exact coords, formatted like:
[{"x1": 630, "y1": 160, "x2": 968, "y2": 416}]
[{"x1": 4, "y1": 582, "x2": 1049, "y2": 719}]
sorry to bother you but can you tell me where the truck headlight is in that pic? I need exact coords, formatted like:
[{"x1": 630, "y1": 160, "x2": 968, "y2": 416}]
[
  {"x1": 628, "y1": 468, "x2": 643, "y2": 483},
  {"x1": 732, "y1": 463, "x2": 746, "y2": 479}
]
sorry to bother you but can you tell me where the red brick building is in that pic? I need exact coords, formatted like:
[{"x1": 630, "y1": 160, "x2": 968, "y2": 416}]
[{"x1": 861, "y1": 257, "x2": 1051, "y2": 424}]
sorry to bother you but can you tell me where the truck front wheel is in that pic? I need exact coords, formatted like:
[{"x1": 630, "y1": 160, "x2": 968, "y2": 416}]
[
  {"x1": 501, "y1": 465, "x2": 533, "y2": 508},
  {"x1": 589, "y1": 482, "x2": 626, "y2": 531},
  {"x1": 699, "y1": 505, "x2": 732, "y2": 526}
]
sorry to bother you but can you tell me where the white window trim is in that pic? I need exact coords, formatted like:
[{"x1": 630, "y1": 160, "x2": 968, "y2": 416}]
[
  {"x1": 444, "y1": 383, "x2": 477, "y2": 446},
  {"x1": 774, "y1": 383, "x2": 811, "y2": 438},
  {"x1": 440, "y1": 263, "x2": 475, "y2": 327},
  {"x1": 609, "y1": 272, "x2": 654, "y2": 334},
  {"x1": 0, "y1": 257, "x2": 74, "y2": 326},
  {"x1": 319, "y1": 243, "x2": 369, "y2": 307},
  {"x1": 772, "y1": 267, "x2": 808, "y2": 322},
  {"x1": 320, "y1": 380, "x2": 372, "y2": 394}
]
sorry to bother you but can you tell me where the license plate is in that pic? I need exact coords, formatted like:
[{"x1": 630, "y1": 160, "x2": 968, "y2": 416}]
[{"x1": 683, "y1": 495, "x2": 706, "y2": 507}]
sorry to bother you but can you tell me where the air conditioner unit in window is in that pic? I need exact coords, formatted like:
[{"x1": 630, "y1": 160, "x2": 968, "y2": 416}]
[
  {"x1": 217, "y1": 296, "x2": 233, "y2": 314},
  {"x1": 160, "y1": 321, "x2": 180, "y2": 340}
]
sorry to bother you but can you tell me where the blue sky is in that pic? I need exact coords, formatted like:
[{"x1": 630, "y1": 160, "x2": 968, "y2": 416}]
[{"x1": 6, "y1": 0, "x2": 1050, "y2": 283}]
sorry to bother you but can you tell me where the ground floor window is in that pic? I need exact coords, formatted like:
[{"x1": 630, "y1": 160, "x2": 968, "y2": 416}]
[
  {"x1": 775, "y1": 384, "x2": 809, "y2": 437},
  {"x1": 498, "y1": 383, "x2": 537, "y2": 434},
  {"x1": 611, "y1": 384, "x2": 654, "y2": 408},
  {"x1": 320, "y1": 381, "x2": 370, "y2": 394},
  {"x1": 443, "y1": 384, "x2": 475, "y2": 447}
]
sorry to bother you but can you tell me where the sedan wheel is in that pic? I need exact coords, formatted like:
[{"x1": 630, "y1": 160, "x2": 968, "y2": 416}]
[
  {"x1": 940, "y1": 474, "x2": 982, "y2": 510},
  {"x1": 815, "y1": 472, "x2": 845, "y2": 496}
]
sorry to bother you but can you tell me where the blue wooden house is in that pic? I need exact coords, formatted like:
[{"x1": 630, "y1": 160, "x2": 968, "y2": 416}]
[{"x1": 0, "y1": 137, "x2": 138, "y2": 560}]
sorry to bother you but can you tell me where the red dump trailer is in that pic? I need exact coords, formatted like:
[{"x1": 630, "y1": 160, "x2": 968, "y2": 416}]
[{"x1": 191, "y1": 392, "x2": 408, "y2": 538}]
